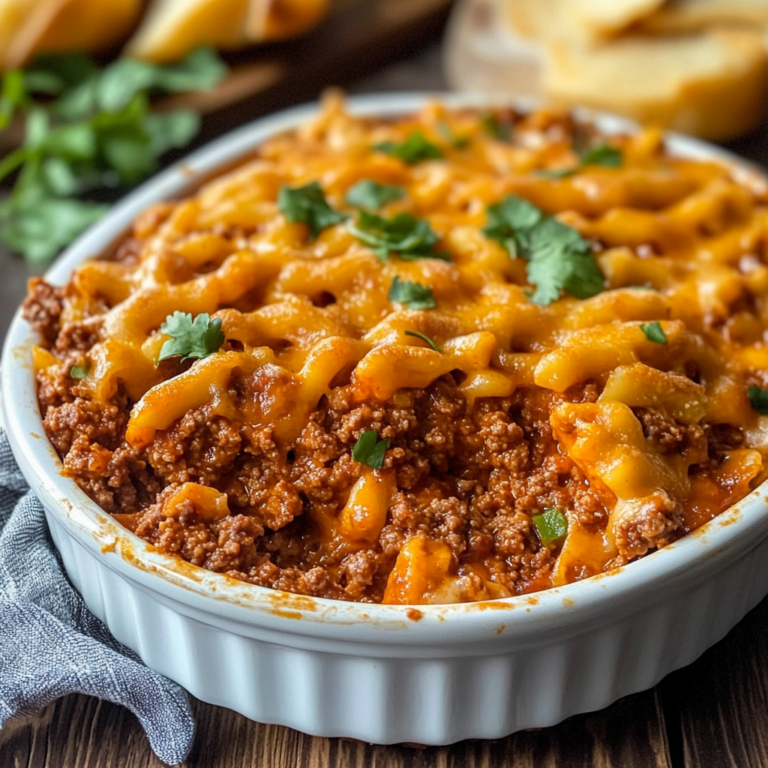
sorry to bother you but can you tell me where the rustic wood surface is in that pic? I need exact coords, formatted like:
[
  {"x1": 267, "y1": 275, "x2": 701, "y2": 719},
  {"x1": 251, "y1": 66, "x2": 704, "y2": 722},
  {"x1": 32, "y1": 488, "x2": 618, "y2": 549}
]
[{"x1": 5, "y1": 4, "x2": 768, "y2": 766}]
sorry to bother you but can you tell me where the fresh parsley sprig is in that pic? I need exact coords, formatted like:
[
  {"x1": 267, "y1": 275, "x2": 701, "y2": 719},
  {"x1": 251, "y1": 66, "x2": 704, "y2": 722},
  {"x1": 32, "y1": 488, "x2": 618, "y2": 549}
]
[
  {"x1": 352, "y1": 430, "x2": 390, "y2": 469},
  {"x1": 0, "y1": 47, "x2": 228, "y2": 265},
  {"x1": 748, "y1": 386, "x2": 768, "y2": 415},
  {"x1": 345, "y1": 179, "x2": 405, "y2": 209},
  {"x1": 536, "y1": 142, "x2": 623, "y2": 179},
  {"x1": 349, "y1": 211, "x2": 447, "y2": 262},
  {"x1": 640, "y1": 321, "x2": 667, "y2": 344},
  {"x1": 481, "y1": 112, "x2": 513, "y2": 142},
  {"x1": 484, "y1": 194, "x2": 604, "y2": 306},
  {"x1": 388, "y1": 276, "x2": 436, "y2": 310},
  {"x1": 157, "y1": 311, "x2": 225, "y2": 363},
  {"x1": 278, "y1": 181, "x2": 348, "y2": 240},
  {"x1": 532, "y1": 508, "x2": 568, "y2": 546},
  {"x1": 373, "y1": 131, "x2": 443, "y2": 164}
]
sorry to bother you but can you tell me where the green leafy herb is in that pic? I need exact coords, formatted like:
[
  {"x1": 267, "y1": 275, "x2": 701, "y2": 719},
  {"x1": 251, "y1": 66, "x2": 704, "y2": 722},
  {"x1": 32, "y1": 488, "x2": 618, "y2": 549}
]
[
  {"x1": 157, "y1": 311, "x2": 225, "y2": 363},
  {"x1": 69, "y1": 363, "x2": 89, "y2": 380},
  {"x1": 373, "y1": 131, "x2": 443, "y2": 164},
  {"x1": 388, "y1": 276, "x2": 436, "y2": 310},
  {"x1": 349, "y1": 211, "x2": 446, "y2": 261},
  {"x1": 278, "y1": 181, "x2": 348, "y2": 240},
  {"x1": 526, "y1": 217, "x2": 604, "y2": 305},
  {"x1": 0, "y1": 47, "x2": 229, "y2": 264},
  {"x1": 640, "y1": 321, "x2": 667, "y2": 344},
  {"x1": 748, "y1": 386, "x2": 768, "y2": 415},
  {"x1": 481, "y1": 112, "x2": 513, "y2": 142},
  {"x1": 580, "y1": 143, "x2": 623, "y2": 167},
  {"x1": 437, "y1": 121, "x2": 470, "y2": 149},
  {"x1": 351, "y1": 430, "x2": 390, "y2": 469},
  {"x1": 534, "y1": 142, "x2": 623, "y2": 180},
  {"x1": 484, "y1": 195, "x2": 544, "y2": 258},
  {"x1": 535, "y1": 167, "x2": 576, "y2": 180},
  {"x1": 483, "y1": 194, "x2": 604, "y2": 305},
  {"x1": 404, "y1": 329, "x2": 441, "y2": 352},
  {"x1": 345, "y1": 179, "x2": 405, "y2": 209},
  {"x1": 532, "y1": 508, "x2": 568, "y2": 547}
]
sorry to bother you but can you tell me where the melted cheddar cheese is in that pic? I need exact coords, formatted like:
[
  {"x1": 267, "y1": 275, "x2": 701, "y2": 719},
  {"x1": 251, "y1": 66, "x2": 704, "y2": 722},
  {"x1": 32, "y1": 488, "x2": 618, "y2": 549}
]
[{"x1": 32, "y1": 95, "x2": 768, "y2": 604}]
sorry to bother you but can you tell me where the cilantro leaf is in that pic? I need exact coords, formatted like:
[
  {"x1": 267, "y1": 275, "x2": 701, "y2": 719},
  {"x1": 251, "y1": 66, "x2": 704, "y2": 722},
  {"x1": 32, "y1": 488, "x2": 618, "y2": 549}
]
[
  {"x1": 437, "y1": 121, "x2": 470, "y2": 149},
  {"x1": 481, "y1": 112, "x2": 513, "y2": 142},
  {"x1": 483, "y1": 195, "x2": 604, "y2": 305},
  {"x1": 527, "y1": 218, "x2": 604, "y2": 305},
  {"x1": 278, "y1": 181, "x2": 348, "y2": 240},
  {"x1": 345, "y1": 179, "x2": 405, "y2": 209},
  {"x1": 0, "y1": 48, "x2": 229, "y2": 265},
  {"x1": 748, "y1": 386, "x2": 768, "y2": 415},
  {"x1": 640, "y1": 321, "x2": 667, "y2": 344},
  {"x1": 352, "y1": 430, "x2": 390, "y2": 469},
  {"x1": 349, "y1": 211, "x2": 446, "y2": 261},
  {"x1": 0, "y1": 197, "x2": 107, "y2": 265},
  {"x1": 373, "y1": 131, "x2": 443, "y2": 164},
  {"x1": 483, "y1": 195, "x2": 543, "y2": 257},
  {"x1": 535, "y1": 167, "x2": 576, "y2": 180},
  {"x1": 69, "y1": 363, "x2": 89, "y2": 380},
  {"x1": 580, "y1": 143, "x2": 623, "y2": 167},
  {"x1": 388, "y1": 276, "x2": 436, "y2": 310},
  {"x1": 404, "y1": 329, "x2": 441, "y2": 352},
  {"x1": 158, "y1": 312, "x2": 225, "y2": 363},
  {"x1": 532, "y1": 508, "x2": 568, "y2": 546}
]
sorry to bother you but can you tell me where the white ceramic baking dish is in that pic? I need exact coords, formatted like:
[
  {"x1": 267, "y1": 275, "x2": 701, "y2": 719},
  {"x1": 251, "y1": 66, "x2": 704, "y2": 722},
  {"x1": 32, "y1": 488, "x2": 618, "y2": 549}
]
[{"x1": 4, "y1": 94, "x2": 768, "y2": 745}]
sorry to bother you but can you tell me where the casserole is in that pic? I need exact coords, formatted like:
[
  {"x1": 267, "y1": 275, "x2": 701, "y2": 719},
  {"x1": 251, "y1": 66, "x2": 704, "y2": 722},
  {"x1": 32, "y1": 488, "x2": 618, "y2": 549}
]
[{"x1": 4, "y1": 93, "x2": 768, "y2": 744}]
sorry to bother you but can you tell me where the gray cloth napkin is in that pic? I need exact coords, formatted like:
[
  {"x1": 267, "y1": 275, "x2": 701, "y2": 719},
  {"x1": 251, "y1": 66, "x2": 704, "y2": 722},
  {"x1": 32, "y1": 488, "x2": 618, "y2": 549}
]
[{"x1": 0, "y1": 429, "x2": 195, "y2": 765}]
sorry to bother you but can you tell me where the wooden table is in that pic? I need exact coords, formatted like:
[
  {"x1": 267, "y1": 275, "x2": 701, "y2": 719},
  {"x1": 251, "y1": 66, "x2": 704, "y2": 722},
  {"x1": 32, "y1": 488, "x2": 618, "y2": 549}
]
[{"x1": 6, "y1": 26, "x2": 768, "y2": 768}]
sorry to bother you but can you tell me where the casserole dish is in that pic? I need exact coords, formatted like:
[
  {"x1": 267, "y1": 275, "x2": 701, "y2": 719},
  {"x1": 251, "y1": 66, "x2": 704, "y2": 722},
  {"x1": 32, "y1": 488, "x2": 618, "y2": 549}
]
[{"x1": 4, "y1": 93, "x2": 768, "y2": 744}]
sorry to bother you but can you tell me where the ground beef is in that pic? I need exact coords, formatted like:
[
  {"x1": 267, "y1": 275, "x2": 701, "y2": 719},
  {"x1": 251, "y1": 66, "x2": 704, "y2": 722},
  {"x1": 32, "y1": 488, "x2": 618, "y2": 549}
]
[
  {"x1": 29, "y1": 275, "x2": 727, "y2": 603},
  {"x1": 22, "y1": 278, "x2": 66, "y2": 346}
]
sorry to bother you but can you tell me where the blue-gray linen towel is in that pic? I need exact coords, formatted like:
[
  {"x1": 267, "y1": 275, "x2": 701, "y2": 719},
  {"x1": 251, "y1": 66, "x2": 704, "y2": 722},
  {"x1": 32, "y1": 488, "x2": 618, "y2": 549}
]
[{"x1": 0, "y1": 429, "x2": 195, "y2": 765}]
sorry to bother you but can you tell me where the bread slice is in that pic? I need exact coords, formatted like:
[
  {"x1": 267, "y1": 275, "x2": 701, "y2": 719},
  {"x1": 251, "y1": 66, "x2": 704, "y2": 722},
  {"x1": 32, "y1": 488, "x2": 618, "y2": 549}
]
[
  {"x1": 124, "y1": 0, "x2": 251, "y2": 63},
  {"x1": 247, "y1": 0, "x2": 329, "y2": 42},
  {"x1": 639, "y1": 0, "x2": 768, "y2": 34},
  {"x1": 444, "y1": 0, "x2": 546, "y2": 97},
  {"x1": 0, "y1": 0, "x2": 38, "y2": 68},
  {"x1": 5, "y1": 0, "x2": 142, "y2": 68},
  {"x1": 506, "y1": 0, "x2": 665, "y2": 43},
  {"x1": 546, "y1": 28, "x2": 768, "y2": 141}
]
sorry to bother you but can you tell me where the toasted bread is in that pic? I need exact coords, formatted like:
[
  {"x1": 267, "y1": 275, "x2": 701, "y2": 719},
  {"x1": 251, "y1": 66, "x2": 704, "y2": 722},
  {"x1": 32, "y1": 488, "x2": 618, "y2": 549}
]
[
  {"x1": 546, "y1": 28, "x2": 768, "y2": 141},
  {"x1": 248, "y1": 0, "x2": 329, "y2": 42},
  {"x1": 124, "y1": 0, "x2": 251, "y2": 63},
  {"x1": 640, "y1": 0, "x2": 768, "y2": 34},
  {"x1": 5, "y1": 0, "x2": 142, "y2": 68}
]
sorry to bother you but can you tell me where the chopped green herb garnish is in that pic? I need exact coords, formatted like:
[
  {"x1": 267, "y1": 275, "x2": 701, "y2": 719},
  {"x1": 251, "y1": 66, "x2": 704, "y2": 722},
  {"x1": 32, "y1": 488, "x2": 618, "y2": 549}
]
[
  {"x1": 0, "y1": 47, "x2": 228, "y2": 265},
  {"x1": 349, "y1": 211, "x2": 447, "y2": 261},
  {"x1": 532, "y1": 508, "x2": 568, "y2": 547},
  {"x1": 388, "y1": 276, "x2": 436, "y2": 310},
  {"x1": 484, "y1": 195, "x2": 544, "y2": 258},
  {"x1": 158, "y1": 311, "x2": 225, "y2": 363},
  {"x1": 748, "y1": 386, "x2": 768, "y2": 415},
  {"x1": 345, "y1": 179, "x2": 405, "y2": 209},
  {"x1": 352, "y1": 430, "x2": 390, "y2": 469},
  {"x1": 437, "y1": 121, "x2": 470, "y2": 149},
  {"x1": 69, "y1": 363, "x2": 89, "y2": 380},
  {"x1": 373, "y1": 131, "x2": 443, "y2": 164},
  {"x1": 483, "y1": 194, "x2": 604, "y2": 305},
  {"x1": 533, "y1": 142, "x2": 623, "y2": 181},
  {"x1": 404, "y1": 329, "x2": 441, "y2": 352},
  {"x1": 535, "y1": 167, "x2": 576, "y2": 180},
  {"x1": 526, "y1": 217, "x2": 604, "y2": 305},
  {"x1": 640, "y1": 321, "x2": 667, "y2": 344},
  {"x1": 580, "y1": 143, "x2": 623, "y2": 167},
  {"x1": 278, "y1": 181, "x2": 348, "y2": 240},
  {"x1": 481, "y1": 112, "x2": 513, "y2": 142}
]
